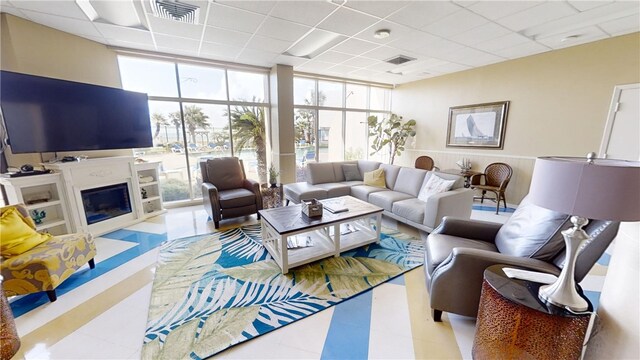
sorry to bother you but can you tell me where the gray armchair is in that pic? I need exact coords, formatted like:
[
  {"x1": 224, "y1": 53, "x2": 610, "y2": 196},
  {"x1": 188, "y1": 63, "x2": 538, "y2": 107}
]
[
  {"x1": 201, "y1": 157, "x2": 263, "y2": 228},
  {"x1": 425, "y1": 196, "x2": 620, "y2": 321}
]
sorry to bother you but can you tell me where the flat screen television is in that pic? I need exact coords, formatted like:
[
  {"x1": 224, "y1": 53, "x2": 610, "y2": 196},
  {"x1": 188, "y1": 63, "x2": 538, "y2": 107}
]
[{"x1": 0, "y1": 70, "x2": 152, "y2": 154}]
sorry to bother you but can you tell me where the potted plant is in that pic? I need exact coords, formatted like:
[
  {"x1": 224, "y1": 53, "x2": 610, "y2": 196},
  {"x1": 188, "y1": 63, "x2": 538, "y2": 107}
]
[
  {"x1": 368, "y1": 113, "x2": 417, "y2": 164},
  {"x1": 268, "y1": 164, "x2": 279, "y2": 188}
]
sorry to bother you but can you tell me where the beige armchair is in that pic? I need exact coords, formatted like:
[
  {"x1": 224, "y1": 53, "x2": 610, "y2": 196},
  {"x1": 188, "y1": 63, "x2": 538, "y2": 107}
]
[
  {"x1": 200, "y1": 157, "x2": 262, "y2": 228},
  {"x1": 425, "y1": 196, "x2": 619, "y2": 321}
]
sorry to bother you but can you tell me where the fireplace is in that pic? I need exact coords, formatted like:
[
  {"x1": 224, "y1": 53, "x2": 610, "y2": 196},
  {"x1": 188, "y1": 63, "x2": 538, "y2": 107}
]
[{"x1": 81, "y1": 183, "x2": 132, "y2": 225}]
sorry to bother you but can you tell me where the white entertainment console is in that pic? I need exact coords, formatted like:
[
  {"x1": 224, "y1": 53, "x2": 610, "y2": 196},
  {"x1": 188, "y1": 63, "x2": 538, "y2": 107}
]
[{"x1": 1, "y1": 156, "x2": 165, "y2": 236}]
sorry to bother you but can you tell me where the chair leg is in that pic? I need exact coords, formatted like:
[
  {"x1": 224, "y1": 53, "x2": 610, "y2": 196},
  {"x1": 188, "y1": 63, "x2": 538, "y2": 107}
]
[
  {"x1": 257, "y1": 212, "x2": 261, "y2": 220},
  {"x1": 285, "y1": 199, "x2": 290, "y2": 206},
  {"x1": 88, "y1": 258, "x2": 95, "y2": 269},
  {"x1": 46, "y1": 290, "x2": 57, "y2": 302},
  {"x1": 481, "y1": 190, "x2": 486, "y2": 203},
  {"x1": 214, "y1": 221, "x2": 220, "y2": 229},
  {"x1": 432, "y1": 309, "x2": 443, "y2": 322},
  {"x1": 494, "y1": 191, "x2": 500, "y2": 214},
  {"x1": 502, "y1": 193, "x2": 508, "y2": 211}
]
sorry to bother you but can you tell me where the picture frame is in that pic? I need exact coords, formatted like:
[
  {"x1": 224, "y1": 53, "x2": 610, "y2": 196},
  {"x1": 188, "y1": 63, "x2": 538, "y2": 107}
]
[{"x1": 446, "y1": 101, "x2": 510, "y2": 149}]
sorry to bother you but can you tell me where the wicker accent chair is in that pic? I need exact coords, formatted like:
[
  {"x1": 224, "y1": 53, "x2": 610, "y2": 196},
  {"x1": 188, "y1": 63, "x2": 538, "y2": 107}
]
[
  {"x1": 201, "y1": 157, "x2": 263, "y2": 229},
  {"x1": 415, "y1": 156, "x2": 435, "y2": 171},
  {"x1": 0, "y1": 205, "x2": 96, "y2": 302},
  {"x1": 470, "y1": 162, "x2": 513, "y2": 214}
]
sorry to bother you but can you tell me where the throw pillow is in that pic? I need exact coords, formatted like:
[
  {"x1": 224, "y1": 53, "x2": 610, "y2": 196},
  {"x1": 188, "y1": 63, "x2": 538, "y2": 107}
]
[
  {"x1": 0, "y1": 207, "x2": 52, "y2": 258},
  {"x1": 363, "y1": 168, "x2": 386, "y2": 188},
  {"x1": 342, "y1": 164, "x2": 362, "y2": 181},
  {"x1": 418, "y1": 174, "x2": 455, "y2": 202}
]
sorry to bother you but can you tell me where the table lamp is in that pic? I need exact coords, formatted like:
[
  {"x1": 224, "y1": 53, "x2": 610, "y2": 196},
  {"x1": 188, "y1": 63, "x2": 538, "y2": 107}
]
[{"x1": 528, "y1": 153, "x2": 640, "y2": 311}]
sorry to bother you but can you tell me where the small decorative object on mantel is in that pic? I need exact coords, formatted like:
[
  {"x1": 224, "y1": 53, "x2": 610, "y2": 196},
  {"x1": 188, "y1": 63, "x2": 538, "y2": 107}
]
[
  {"x1": 31, "y1": 209, "x2": 46, "y2": 225},
  {"x1": 141, "y1": 188, "x2": 148, "y2": 199},
  {"x1": 456, "y1": 158, "x2": 472, "y2": 171},
  {"x1": 268, "y1": 164, "x2": 279, "y2": 188},
  {"x1": 447, "y1": 101, "x2": 509, "y2": 149},
  {"x1": 301, "y1": 199, "x2": 323, "y2": 218}
]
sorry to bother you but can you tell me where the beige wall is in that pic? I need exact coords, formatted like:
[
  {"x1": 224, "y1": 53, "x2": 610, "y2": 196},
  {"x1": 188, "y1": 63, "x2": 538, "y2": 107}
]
[
  {"x1": 392, "y1": 32, "x2": 640, "y2": 203},
  {"x1": 1, "y1": 14, "x2": 129, "y2": 167}
]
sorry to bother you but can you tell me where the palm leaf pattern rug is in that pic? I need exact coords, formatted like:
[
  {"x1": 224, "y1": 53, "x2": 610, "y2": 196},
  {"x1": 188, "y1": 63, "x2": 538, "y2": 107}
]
[{"x1": 142, "y1": 224, "x2": 424, "y2": 359}]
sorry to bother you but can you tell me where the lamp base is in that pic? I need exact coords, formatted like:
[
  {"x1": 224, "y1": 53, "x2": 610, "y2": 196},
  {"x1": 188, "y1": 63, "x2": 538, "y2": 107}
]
[{"x1": 538, "y1": 216, "x2": 590, "y2": 312}]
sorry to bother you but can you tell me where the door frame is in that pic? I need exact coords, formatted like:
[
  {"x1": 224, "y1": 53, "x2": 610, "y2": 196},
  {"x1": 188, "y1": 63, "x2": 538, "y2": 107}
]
[{"x1": 599, "y1": 83, "x2": 640, "y2": 158}]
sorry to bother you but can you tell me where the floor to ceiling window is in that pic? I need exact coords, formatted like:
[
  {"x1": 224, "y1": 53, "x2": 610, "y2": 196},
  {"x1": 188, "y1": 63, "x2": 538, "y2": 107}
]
[
  {"x1": 293, "y1": 76, "x2": 392, "y2": 181},
  {"x1": 118, "y1": 56, "x2": 269, "y2": 204}
]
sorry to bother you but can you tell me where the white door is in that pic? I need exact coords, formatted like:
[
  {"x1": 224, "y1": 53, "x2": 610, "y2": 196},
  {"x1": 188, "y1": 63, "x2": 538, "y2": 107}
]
[{"x1": 600, "y1": 84, "x2": 640, "y2": 161}]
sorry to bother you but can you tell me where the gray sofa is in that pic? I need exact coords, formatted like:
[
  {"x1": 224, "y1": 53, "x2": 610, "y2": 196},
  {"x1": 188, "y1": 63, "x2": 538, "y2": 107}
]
[{"x1": 284, "y1": 160, "x2": 474, "y2": 233}]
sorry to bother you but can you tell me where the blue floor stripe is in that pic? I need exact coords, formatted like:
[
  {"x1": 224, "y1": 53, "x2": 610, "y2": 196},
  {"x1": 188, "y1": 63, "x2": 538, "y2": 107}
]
[
  {"x1": 584, "y1": 290, "x2": 601, "y2": 311},
  {"x1": 597, "y1": 252, "x2": 611, "y2": 266},
  {"x1": 389, "y1": 275, "x2": 405, "y2": 286},
  {"x1": 472, "y1": 204, "x2": 516, "y2": 213},
  {"x1": 321, "y1": 290, "x2": 373, "y2": 360},
  {"x1": 10, "y1": 230, "x2": 167, "y2": 318}
]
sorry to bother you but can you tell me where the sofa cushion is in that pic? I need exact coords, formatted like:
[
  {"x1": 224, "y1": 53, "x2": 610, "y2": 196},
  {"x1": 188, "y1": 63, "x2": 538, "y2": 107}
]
[
  {"x1": 350, "y1": 184, "x2": 386, "y2": 201},
  {"x1": 369, "y1": 190, "x2": 414, "y2": 212},
  {"x1": 426, "y1": 234, "x2": 498, "y2": 274},
  {"x1": 418, "y1": 174, "x2": 456, "y2": 202},
  {"x1": 306, "y1": 162, "x2": 336, "y2": 185},
  {"x1": 379, "y1": 164, "x2": 402, "y2": 189},
  {"x1": 392, "y1": 198, "x2": 425, "y2": 224},
  {"x1": 364, "y1": 168, "x2": 386, "y2": 188},
  {"x1": 342, "y1": 164, "x2": 362, "y2": 181},
  {"x1": 495, "y1": 196, "x2": 571, "y2": 261},
  {"x1": 218, "y1": 188, "x2": 257, "y2": 208},
  {"x1": 429, "y1": 171, "x2": 465, "y2": 190},
  {"x1": 284, "y1": 182, "x2": 328, "y2": 203},
  {"x1": 333, "y1": 161, "x2": 357, "y2": 182},
  {"x1": 393, "y1": 167, "x2": 427, "y2": 197},
  {"x1": 315, "y1": 183, "x2": 351, "y2": 198},
  {"x1": 357, "y1": 160, "x2": 381, "y2": 176},
  {"x1": 341, "y1": 180, "x2": 364, "y2": 187}
]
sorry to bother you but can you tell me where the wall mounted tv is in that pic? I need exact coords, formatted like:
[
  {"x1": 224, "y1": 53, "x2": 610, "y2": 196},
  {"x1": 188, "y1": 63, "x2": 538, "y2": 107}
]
[{"x1": 0, "y1": 70, "x2": 152, "y2": 154}]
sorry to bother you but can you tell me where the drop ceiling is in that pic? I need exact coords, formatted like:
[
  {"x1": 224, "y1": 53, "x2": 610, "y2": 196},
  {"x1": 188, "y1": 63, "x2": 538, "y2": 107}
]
[{"x1": 1, "y1": 0, "x2": 638, "y2": 85}]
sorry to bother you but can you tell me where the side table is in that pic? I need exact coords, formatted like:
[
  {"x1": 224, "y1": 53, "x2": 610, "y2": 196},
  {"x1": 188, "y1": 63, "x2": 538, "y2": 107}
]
[
  {"x1": 473, "y1": 265, "x2": 593, "y2": 360},
  {"x1": 440, "y1": 169, "x2": 481, "y2": 188},
  {"x1": 260, "y1": 183, "x2": 283, "y2": 209}
]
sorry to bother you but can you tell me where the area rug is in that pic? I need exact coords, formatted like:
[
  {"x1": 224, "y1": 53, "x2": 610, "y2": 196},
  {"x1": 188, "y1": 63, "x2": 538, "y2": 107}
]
[{"x1": 142, "y1": 224, "x2": 424, "y2": 359}]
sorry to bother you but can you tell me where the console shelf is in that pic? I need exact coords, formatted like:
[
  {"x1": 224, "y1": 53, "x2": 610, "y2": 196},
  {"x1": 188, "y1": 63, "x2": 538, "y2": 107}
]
[{"x1": 135, "y1": 162, "x2": 166, "y2": 218}]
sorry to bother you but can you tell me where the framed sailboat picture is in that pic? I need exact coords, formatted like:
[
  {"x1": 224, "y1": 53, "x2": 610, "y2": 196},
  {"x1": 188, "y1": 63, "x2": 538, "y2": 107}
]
[{"x1": 446, "y1": 101, "x2": 510, "y2": 149}]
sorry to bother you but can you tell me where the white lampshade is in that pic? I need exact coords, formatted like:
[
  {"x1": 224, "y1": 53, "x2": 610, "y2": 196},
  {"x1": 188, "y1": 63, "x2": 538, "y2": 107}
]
[{"x1": 528, "y1": 156, "x2": 640, "y2": 221}]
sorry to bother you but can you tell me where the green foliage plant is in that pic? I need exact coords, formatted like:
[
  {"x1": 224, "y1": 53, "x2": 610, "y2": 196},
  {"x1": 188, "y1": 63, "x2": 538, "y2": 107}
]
[{"x1": 367, "y1": 113, "x2": 417, "y2": 165}]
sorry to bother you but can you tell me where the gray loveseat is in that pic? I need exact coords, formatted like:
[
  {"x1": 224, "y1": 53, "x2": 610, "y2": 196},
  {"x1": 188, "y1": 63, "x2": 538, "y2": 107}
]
[{"x1": 284, "y1": 160, "x2": 474, "y2": 233}]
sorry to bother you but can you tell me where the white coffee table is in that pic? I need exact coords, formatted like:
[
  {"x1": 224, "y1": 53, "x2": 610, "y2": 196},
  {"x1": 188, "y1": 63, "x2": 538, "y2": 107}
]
[{"x1": 258, "y1": 196, "x2": 383, "y2": 274}]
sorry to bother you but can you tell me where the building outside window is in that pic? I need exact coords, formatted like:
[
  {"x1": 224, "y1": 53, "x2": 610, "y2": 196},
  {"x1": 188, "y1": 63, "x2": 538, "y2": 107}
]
[
  {"x1": 293, "y1": 76, "x2": 392, "y2": 181},
  {"x1": 118, "y1": 56, "x2": 269, "y2": 204}
]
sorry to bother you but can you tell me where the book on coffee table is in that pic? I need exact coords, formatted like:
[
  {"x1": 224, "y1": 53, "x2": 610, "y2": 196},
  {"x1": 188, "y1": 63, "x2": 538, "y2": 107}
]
[
  {"x1": 287, "y1": 235, "x2": 313, "y2": 249},
  {"x1": 322, "y1": 200, "x2": 349, "y2": 213}
]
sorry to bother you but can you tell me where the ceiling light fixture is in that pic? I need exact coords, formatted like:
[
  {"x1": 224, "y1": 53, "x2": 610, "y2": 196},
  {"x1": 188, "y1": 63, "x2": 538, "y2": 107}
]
[
  {"x1": 374, "y1": 29, "x2": 391, "y2": 39},
  {"x1": 284, "y1": 29, "x2": 346, "y2": 59},
  {"x1": 76, "y1": 0, "x2": 148, "y2": 30},
  {"x1": 560, "y1": 34, "x2": 581, "y2": 42}
]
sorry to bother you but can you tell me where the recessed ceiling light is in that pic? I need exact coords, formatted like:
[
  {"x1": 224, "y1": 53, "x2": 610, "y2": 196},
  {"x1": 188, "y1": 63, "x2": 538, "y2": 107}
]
[
  {"x1": 561, "y1": 34, "x2": 581, "y2": 42},
  {"x1": 374, "y1": 29, "x2": 391, "y2": 39}
]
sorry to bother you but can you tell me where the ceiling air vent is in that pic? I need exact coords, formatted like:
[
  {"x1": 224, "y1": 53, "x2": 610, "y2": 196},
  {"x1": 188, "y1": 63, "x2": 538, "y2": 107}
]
[
  {"x1": 150, "y1": 0, "x2": 200, "y2": 24},
  {"x1": 384, "y1": 55, "x2": 416, "y2": 65}
]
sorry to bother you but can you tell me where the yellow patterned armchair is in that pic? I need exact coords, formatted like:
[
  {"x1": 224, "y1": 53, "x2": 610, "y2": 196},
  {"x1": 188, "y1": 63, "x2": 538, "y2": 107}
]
[{"x1": 0, "y1": 205, "x2": 96, "y2": 302}]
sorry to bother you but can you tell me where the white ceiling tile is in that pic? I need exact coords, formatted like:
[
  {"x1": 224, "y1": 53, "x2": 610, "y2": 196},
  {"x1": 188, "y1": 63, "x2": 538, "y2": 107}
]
[
  {"x1": 496, "y1": 2, "x2": 578, "y2": 32},
  {"x1": 207, "y1": 3, "x2": 265, "y2": 33},
  {"x1": 269, "y1": 1, "x2": 338, "y2": 26},
  {"x1": 313, "y1": 51, "x2": 353, "y2": 64},
  {"x1": 450, "y1": 22, "x2": 512, "y2": 46},
  {"x1": 154, "y1": 34, "x2": 199, "y2": 52},
  {"x1": 203, "y1": 26, "x2": 251, "y2": 47},
  {"x1": 494, "y1": 41, "x2": 551, "y2": 59},
  {"x1": 273, "y1": 54, "x2": 308, "y2": 67},
  {"x1": 317, "y1": 7, "x2": 378, "y2": 36},
  {"x1": 1, "y1": 3, "x2": 25, "y2": 18},
  {"x1": 20, "y1": 9, "x2": 102, "y2": 38},
  {"x1": 147, "y1": 16, "x2": 203, "y2": 39},
  {"x1": 331, "y1": 38, "x2": 379, "y2": 55},
  {"x1": 327, "y1": 64, "x2": 359, "y2": 74},
  {"x1": 386, "y1": 2, "x2": 461, "y2": 29},
  {"x1": 436, "y1": 47, "x2": 504, "y2": 66},
  {"x1": 297, "y1": 60, "x2": 336, "y2": 73},
  {"x1": 348, "y1": 68, "x2": 383, "y2": 79},
  {"x1": 341, "y1": 56, "x2": 379, "y2": 68},
  {"x1": 390, "y1": 30, "x2": 449, "y2": 53},
  {"x1": 236, "y1": 48, "x2": 279, "y2": 64},
  {"x1": 157, "y1": 46, "x2": 198, "y2": 58},
  {"x1": 414, "y1": 38, "x2": 466, "y2": 57},
  {"x1": 467, "y1": 1, "x2": 543, "y2": 21},
  {"x1": 426, "y1": 62, "x2": 472, "y2": 74},
  {"x1": 200, "y1": 42, "x2": 243, "y2": 58},
  {"x1": 535, "y1": 26, "x2": 609, "y2": 49},
  {"x1": 10, "y1": 0, "x2": 87, "y2": 20},
  {"x1": 94, "y1": 23, "x2": 153, "y2": 44},
  {"x1": 344, "y1": 1, "x2": 410, "y2": 18},
  {"x1": 366, "y1": 61, "x2": 398, "y2": 72},
  {"x1": 245, "y1": 35, "x2": 292, "y2": 54},
  {"x1": 107, "y1": 39, "x2": 156, "y2": 52},
  {"x1": 256, "y1": 16, "x2": 310, "y2": 42},
  {"x1": 568, "y1": 1, "x2": 613, "y2": 12},
  {"x1": 473, "y1": 32, "x2": 532, "y2": 52},
  {"x1": 599, "y1": 14, "x2": 640, "y2": 36},
  {"x1": 214, "y1": 1, "x2": 277, "y2": 15},
  {"x1": 423, "y1": 9, "x2": 488, "y2": 37},
  {"x1": 355, "y1": 20, "x2": 414, "y2": 45},
  {"x1": 361, "y1": 45, "x2": 407, "y2": 61}
]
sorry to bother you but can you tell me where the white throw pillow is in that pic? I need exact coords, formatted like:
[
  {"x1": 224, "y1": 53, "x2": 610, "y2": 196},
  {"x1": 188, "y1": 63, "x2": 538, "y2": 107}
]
[{"x1": 418, "y1": 175, "x2": 456, "y2": 202}]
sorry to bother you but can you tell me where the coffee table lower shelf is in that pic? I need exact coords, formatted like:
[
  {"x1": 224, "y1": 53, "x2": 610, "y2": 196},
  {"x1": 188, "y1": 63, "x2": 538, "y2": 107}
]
[{"x1": 260, "y1": 214, "x2": 382, "y2": 274}]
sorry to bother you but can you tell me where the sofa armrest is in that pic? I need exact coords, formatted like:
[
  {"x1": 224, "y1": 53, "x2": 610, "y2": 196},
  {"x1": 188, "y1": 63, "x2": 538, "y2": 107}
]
[
  {"x1": 432, "y1": 216, "x2": 503, "y2": 243},
  {"x1": 423, "y1": 188, "x2": 474, "y2": 229},
  {"x1": 243, "y1": 179, "x2": 263, "y2": 210},
  {"x1": 202, "y1": 182, "x2": 220, "y2": 220}
]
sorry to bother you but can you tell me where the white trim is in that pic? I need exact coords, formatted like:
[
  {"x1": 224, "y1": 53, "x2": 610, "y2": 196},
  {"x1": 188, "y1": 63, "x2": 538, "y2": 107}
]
[
  {"x1": 599, "y1": 83, "x2": 640, "y2": 158},
  {"x1": 407, "y1": 148, "x2": 537, "y2": 160}
]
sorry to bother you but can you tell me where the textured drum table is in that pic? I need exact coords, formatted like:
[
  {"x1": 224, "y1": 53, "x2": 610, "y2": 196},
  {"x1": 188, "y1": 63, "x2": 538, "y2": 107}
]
[
  {"x1": 473, "y1": 265, "x2": 593, "y2": 360},
  {"x1": 0, "y1": 276, "x2": 20, "y2": 360}
]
